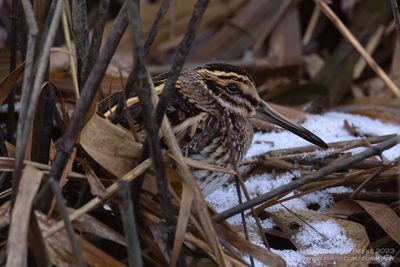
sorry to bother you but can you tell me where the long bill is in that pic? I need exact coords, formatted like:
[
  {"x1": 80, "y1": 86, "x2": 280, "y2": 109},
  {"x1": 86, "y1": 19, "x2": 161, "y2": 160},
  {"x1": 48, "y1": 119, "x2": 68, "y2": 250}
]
[{"x1": 255, "y1": 101, "x2": 328, "y2": 148}]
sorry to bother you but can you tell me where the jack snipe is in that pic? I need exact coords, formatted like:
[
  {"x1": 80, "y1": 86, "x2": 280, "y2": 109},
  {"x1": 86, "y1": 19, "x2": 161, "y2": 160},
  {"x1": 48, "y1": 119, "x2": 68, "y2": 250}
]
[{"x1": 99, "y1": 63, "x2": 328, "y2": 195}]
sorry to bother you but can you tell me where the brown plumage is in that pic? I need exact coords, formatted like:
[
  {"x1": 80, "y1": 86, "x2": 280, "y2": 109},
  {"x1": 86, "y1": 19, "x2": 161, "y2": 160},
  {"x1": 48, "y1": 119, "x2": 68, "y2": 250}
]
[{"x1": 98, "y1": 63, "x2": 327, "y2": 195}]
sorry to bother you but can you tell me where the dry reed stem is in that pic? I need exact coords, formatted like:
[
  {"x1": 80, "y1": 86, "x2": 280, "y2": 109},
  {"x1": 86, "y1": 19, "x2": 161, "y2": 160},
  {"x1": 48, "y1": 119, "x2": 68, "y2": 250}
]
[
  {"x1": 118, "y1": 180, "x2": 143, "y2": 267},
  {"x1": 125, "y1": 0, "x2": 176, "y2": 254},
  {"x1": 39, "y1": 3, "x2": 129, "y2": 213},
  {"x1": 140, "y1": 0, "x2": 230, "y2": 264},
  {"x1": 6, "y1": 166, "x2": 43, "y2": 267},
  {"x1": 184, "y1": 234, "x2": 248, "y2": 267},
  {"x1": 7, "y1": 0, "x2": 19, "y2": 141},
  {"x1": 14, "y1": 0, "x2": 38, "y2": 200},
  {"x1": 251, "y1": 162, "x2": 398, "y2": 214},
  {"x1": 181, "y1": 156, "x2": 236, "y2": 175},
  {"x1": 391, "y1": 0, "x2": 400, "y2": 37},
  {"x1": 350, "y1": 167, "x2": 385, "y2": 199},
  {"x1": 171, "y1": 183, "x2": 193, "y2": 266},
  {"x1": 43, "y1": 158, "x2": 152, "y2": 238},
  {"x1": 213, "y1": 135, "x2": 400, "y2": 222},
  {"x1": 143, "y1": 63, "x2": 229, "y2": 265},
  {"x1": 314, "y1": 0, "x2": 400, "y2": 97},
  {"x1": 253, "y1": 134, "x2": 396, "y2": 158},
  {"x1": 161, "y1": 118, "x2": 230, "y2": 267},
  {"x1": 0, "y1": 157, "x2": 85, "y2": 179},
  {"x1": 48, "y1": 177, "x2": 86, "y2": 267},
  {"x1": 14, "y1": 0, "x2": 64, "y2": 206},
  {"x1": 61, "y1": 8, "x2": 80, "y2": 99},
  {"x1": 353, "y1": 25, "x2": 385, "y2": 79},
  {"x1": 84, "y1": 0, "x2": 110, "y2": 81},
  {"x1": 302, "y1": 5, "x2": 321, "y2": 44},
  {"x1": 234, "y1": 168, "x2": 270, "y2": 249}
]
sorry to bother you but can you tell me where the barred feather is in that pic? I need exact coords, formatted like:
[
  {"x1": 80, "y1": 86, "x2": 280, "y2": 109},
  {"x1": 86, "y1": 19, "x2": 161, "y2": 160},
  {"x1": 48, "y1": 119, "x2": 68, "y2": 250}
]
[{"x1": 98, "y1": 63, "x2": 259, "y2": 195}]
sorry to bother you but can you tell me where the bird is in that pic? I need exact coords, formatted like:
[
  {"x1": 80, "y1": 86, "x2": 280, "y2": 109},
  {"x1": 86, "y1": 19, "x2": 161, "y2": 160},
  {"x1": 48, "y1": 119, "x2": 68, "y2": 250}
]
[{"x1": 98, "y1": 63, "x2": 328, "y2": 196}]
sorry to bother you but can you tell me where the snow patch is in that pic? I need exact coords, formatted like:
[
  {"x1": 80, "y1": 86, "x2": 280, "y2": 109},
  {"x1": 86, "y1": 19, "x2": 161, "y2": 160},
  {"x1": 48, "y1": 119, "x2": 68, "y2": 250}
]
[
  {"x1": 246, "y1": 112, "x2": 400, "y2": 160},
  {"x1": 292, "y1": 220, "x2": 355, "y2": 255},
  {"x1": 206, "y1": 112, "x2": 399, "y2": 267}
]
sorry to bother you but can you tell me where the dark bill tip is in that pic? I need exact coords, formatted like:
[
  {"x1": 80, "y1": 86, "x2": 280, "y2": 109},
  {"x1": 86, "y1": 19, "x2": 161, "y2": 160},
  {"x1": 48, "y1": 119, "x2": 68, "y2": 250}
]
[{"x1": 255, "y1": 101, "x2": 328, "y2": 148}]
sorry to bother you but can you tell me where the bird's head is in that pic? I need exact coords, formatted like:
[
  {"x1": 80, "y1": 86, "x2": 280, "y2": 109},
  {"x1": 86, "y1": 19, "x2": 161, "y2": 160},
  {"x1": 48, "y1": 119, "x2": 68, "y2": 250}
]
[
  {"x1": 194, "y1": 63, "x2": 260, "y2": 117},
  {"x1": 190, "y1": 63, "x2": 328, "y2": 148}
]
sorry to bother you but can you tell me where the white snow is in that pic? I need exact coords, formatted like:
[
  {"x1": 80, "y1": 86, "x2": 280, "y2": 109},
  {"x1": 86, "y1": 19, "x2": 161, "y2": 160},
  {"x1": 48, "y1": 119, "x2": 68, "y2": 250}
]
[
  {"x1": 246, "y1": 112, "x2": 400, "y2": 160},
  {"x1": 300, "y1": 186, "x2": 353, "y2": 211},
  {"x1": 206, "y1": 112, "x2": 399, "y2": 267},
  {"x1": 372, "y1": 252, "x2": 394, "y2": 266},
  {"x1": 292, "y1": 220, "x2": 355, "y2": 255}
]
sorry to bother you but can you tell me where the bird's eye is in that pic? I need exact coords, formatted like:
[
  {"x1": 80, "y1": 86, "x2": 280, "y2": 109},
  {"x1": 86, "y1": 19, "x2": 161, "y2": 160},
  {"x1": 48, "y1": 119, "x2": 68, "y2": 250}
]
[{"x1": 227, "y1": 84, "x2": 239, "y2": 94}]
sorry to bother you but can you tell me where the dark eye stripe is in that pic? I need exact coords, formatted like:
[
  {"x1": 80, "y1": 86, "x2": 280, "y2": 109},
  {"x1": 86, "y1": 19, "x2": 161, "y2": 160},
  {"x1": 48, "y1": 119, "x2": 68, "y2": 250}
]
[
  {"x1": 204, "y1": 78, "x2": 259, "y2": 107},
  {"x1": 204, "y1": 78, "x2": 224, "y2": 95}
]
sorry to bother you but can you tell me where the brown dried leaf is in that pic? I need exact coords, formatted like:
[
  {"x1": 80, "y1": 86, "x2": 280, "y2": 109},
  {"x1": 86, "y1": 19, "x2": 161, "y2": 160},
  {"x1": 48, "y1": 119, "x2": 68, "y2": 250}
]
[
  {"x1": 0, "y1": 201, "x2": 10, "y2": 230},
  {"x1": 328, "y1": 200, "x2": 400, "y2": 245},
  {"x1": 147, "y1": 0, "x2": 245, "y2": 48},
  {"x1": 215, "y1": 223, "x2": 286, "y2": 267},
  {"x1": 71, "y1": 210, "x2": 126, "y2": 247},
  {"x1": 0, "y1": 156, "x2": 85, "y2": 181},
  {"x1": 50, "y1": 70, "x2": 126, "y2": 102},
  {"x1": 37, "y1": 212, "x2": 125, "y2": 267},
  {"x1": 0, "y1": 62, "x2": 24, "y2": 105},
  {"x1": 85, "y1": 164, "x2": 107, "y2": 199},
  {"x1": 171, "y1": 183, "x2": 193, "y2": 266},
  {"x1": 355, "y1": 201, "x2": 400, "y2": 245},
  {"x1": 147, "y1": 222, "x2": 170, "y2": 263},
  {"x1": 5, "y1": 141, "x2": 15, "y2": 156},
  {"x1": 0, "y1": 157, "x2": 13, "y2": 169},
  {"x1": 333, "y1": 102, "x2": 400, "y2": 125},
  {"x1": 80, "y1": 114, "x2": 142, "y2": 177},
  {"x1": 191, "y1": 0, "x2": 288, "y2": 60},
  {"x1": 270, "y1": 210, "x2": 371, "y2": 266},
  {"x1": 107, "y1": 0, "x2": 246, "y2": 68},
  {"x1": 184, "y1": 233, "x2": 246, "y2": 266},
  {"x1": 28, "y1": 213, "x2": 51, "y2": 267},
  {"x1": 6, "y1": 165, "x2": 43, "y2": 267}
]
